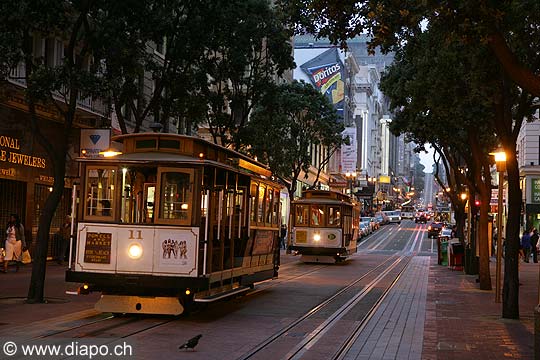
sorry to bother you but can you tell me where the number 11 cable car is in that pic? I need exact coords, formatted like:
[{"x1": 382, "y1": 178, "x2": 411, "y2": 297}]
[
  {"x1": 66, "y1": 133, "x2": 282, "y2": 315},
  {"x1": 289, "y1": 190, "x2": 360, "y2": 263}
]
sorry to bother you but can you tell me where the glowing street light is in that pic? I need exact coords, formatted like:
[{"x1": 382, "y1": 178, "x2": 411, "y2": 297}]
[{"x1": 491, "y1": 149, "x2": 506, "y2": 303}]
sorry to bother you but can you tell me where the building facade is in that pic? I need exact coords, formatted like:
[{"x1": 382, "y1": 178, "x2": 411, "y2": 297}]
[{"x1": 517, "y1": 112, "x2": 540, "y2": 231}]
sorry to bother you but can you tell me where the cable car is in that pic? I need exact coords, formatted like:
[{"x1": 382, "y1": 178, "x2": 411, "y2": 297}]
[
  {"x1": 289, "y1": 190, "x2": 359, "y2": 263},
  {"x1": 66, "y1": 133, "x2": 282, "y2": 315}
]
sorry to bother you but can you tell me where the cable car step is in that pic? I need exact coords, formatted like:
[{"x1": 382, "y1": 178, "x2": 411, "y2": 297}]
[{"x1": 194, "y1": 286, "x2": 251, "y2": 303}]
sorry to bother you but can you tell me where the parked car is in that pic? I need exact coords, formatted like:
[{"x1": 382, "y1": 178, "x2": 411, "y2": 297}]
[
  {"x1": 359, "y1": 222, "x2": 371, "y2": 237},
  {"x1": 427, "y1": 222, "x2": 444, "y2": 238},
  {"x1": 383, "y1": 210, "x2": 402, "y2": 224},
  {"x1": 370, "y1": 216, "x2": 380, "y2": 230},
  {"x1": 361, "y1": 216, "x2": 378, "y2": 231},
  {"x1": 375, "y1": 212, "x2": 389, "y2": 225}
]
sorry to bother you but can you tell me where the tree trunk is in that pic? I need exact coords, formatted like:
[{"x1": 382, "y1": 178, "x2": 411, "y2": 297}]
[
  {"x1": 27, "y1": 154, "x2": 66, "y2": 302},
  {"x1": 26, "y1": 105, "x2": 71, "y2": 303},
  {"x1": 502, "y1": 141, "x2": 521, "y2": 319}
]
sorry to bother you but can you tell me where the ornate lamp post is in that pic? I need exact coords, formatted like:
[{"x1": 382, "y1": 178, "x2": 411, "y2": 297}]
[
  {"x1": 345, "y1": 171, "x2": 357, "y2": 199},
  {"x1": 492, "y1": 150, "x2": 506, "y2": 303}
]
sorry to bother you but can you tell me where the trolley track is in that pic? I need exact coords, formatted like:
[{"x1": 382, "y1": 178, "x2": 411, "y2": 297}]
[
  {"x1": 237, "y1": 225, "x2": 423, "y2": 360},
  {"x1": 236, "y1": 254, "x2": 406, "y2": 360}
]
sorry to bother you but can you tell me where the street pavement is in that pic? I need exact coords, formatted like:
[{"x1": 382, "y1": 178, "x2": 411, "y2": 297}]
[{"x1": 0, "y1": 252, "x2": 536, "y2": 359}]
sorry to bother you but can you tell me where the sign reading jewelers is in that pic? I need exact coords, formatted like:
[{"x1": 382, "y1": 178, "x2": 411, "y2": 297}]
[{"x1": 531, "y1": 178, "x2": 540, "y2": 203}]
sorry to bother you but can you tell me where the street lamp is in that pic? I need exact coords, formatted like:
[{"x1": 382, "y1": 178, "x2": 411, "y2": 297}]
[
  {"x1": 491, "y1": 150, "x2": 506, "y2": 303},
  {"x1": 345, "y1": 171, "x2": 357, "y2": 199}
]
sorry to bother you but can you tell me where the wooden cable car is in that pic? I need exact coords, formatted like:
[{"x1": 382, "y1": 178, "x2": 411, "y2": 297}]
[
  {"x1": 66, "y1": 133, "x2": 282, "y2": 315},
  {"x1": 290, "y1": 190, "x2": 359, "y2": 263}
]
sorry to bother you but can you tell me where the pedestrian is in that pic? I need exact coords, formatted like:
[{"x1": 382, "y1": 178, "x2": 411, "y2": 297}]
[
  {"x1": 530, "y1": 228, "x2": 539, "y2": 263},
  {"x1": 521, "y1": 229, "x2": 532, "y2": 263},
  {"x1": 2, "y1": 214, "x2": 26, "y2": 273},
  {"x1": 55, "y1": 215, "x2": 71, "y2": 265},
  {"x1": 280, "y1": 224, "x2": 287, "y2": 250}
]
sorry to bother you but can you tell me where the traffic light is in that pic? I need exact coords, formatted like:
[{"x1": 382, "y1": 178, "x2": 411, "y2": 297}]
[{"x1": 472, "y1": 199, "x2": 481, "y2": 217}]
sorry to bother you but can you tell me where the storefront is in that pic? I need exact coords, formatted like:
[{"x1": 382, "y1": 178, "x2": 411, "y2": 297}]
[
  {"x1": 0, "y1": 104, "x2": 79, "y2": 258},
  {"x1": 525, "y1": 176, "x2": 540, "y2": 231}
]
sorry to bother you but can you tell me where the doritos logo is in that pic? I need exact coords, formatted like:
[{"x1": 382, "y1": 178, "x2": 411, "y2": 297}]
[{"x1": 309, "y1": 63, "x2": 341, "y2": 89}]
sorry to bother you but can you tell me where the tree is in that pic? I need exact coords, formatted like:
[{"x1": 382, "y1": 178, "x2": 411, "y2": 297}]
[
  {"x1": 379, "y1": 26, "x2": 500, "y2": 290},
  {"x1": 201, "y1": 0, "x2": 295, "y2": 147},
  {"x1": 241, "y1": 81, "x2": 346, "y2": 200},
  {"x1": 278, "y1": 0, "x2": 540, "y2": 97},
  {"x1": 0, "y1": 0, "x2": 100, "y2": 303},
  {"x1": 95, "y1": 0, "x2": 212, "y2": 134},
  {"x1": 0, "y1": 0, "x2": 162, "y2": 303}
]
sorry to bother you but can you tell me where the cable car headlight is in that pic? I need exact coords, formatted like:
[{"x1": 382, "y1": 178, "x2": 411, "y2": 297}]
[
  {"x1": 128, "y1": 243, "x2": 143, "y2": 259},
  {"x1": 313, "y1": 233, "x2": 321, "y2": 241}
]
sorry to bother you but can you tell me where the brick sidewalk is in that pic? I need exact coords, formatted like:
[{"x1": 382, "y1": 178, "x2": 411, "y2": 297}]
[{"x1": 422, "y1": 258, "x2": 536, "y2": 359}]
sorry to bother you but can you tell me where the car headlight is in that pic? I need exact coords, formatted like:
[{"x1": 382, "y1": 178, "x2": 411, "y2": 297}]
[
  {"x1": 313, "y1": 233, "x2": 321, "y2": 241},
  {"x1": 128, "y1": 243, "x2": 143, "y2": 259}
]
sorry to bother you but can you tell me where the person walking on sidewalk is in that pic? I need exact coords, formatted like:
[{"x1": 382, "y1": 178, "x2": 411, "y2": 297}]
[
  {"x1": 2, "y1": 214, "x2": 26, "y2": 273},
  {"x1": 55, "y1": 215, "x2": 71, "y2": 265},
  {"x1": 521, "y1": 229, "x2": 532, "y2": 263},
  {"x1": 279, "y1": 225, "x2": 287, "y2": 250},
  {"x1": 530, "y1": 228, "x2": 539, "y2": 263}
]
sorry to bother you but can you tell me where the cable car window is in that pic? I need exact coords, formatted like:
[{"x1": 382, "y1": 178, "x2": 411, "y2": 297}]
[
  {"x1": 158, "y1": 171, "x2": 192, "y2": 224},
  {"x1": 265, "y1": 187, "x2": 273, "y2": 224},
  {"x1": 250, "y1": 183, "x2": 258, "y2": 222},
  {"x1": 295, "y1": 205, "x2": 309, "y2": 226},
  {"x1": 257, "y1": 184, "x2": 265, "y2": 223},
  {"x1": 135, "y1": 139, "x2": 156, "y2": 149},
  {"x1": 85, "y1": 167, "x2": 117, "y2": 219},
  {"x1": 272, "y1": 189, "x2": 280, "y2": 225},
  {"x1": 327, "y1": 206, "x2": 341, "y2": 226},
  {"x1": 310, "y1": 205, "x2": 325, "y2": 227},
  {"x1": 158, "y1": 139, "x2": 180, "y2": 150}
]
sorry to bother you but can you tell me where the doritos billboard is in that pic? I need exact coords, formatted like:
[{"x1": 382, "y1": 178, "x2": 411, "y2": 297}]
[{"x1": 300, "y1": 48, "x2": 345, "y2": 117}]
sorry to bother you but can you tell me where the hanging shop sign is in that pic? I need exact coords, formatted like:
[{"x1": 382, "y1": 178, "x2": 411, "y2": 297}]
[{"x1": 80, "y1": 129, "x2": 111, "y2": 158}]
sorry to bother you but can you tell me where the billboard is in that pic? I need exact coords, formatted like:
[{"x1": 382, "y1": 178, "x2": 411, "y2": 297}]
[
  {"x1": 300, "y1": 48, "x2": 345, "y2": 118},
  {"x1": 340, "y1": 127, "x2": 357, "y2": 173}
]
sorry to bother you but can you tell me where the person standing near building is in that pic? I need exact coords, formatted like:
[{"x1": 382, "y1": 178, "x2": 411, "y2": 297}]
[
  {"x1": 521, "y1": 229, "x2": 532, "y2": 263},
  {"x1": 56, "y1": 215, "x2": 71, "y2": 265},
  {"x1": 530, "y1": 228, "x2": 539, "y2": 263},
  {"x1": 280, "y1": 224, "x2": 287, "y2": 250},
  {"x1": 2, "y1": 214, "x2": 26, "y2": 273}
]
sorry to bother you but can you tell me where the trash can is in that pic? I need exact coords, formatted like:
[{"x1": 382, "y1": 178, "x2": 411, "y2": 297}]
[
  {"x1": 436, "y1": 237, "x2": 442, "y2": 265},
  {"x1": 448, "y1": 239, "x2": 464, "y2": 270},
  {"x1": 440, "y1": 240, "x2": 448, "y2": 266}
]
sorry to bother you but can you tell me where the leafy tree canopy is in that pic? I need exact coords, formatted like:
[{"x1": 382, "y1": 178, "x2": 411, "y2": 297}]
[
  {"x1": 278, "y1": 0, "x2": 540, "y2": 96},
  {"x1": 241, "y1": 81, "x2": 345, "y2": 196}
]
